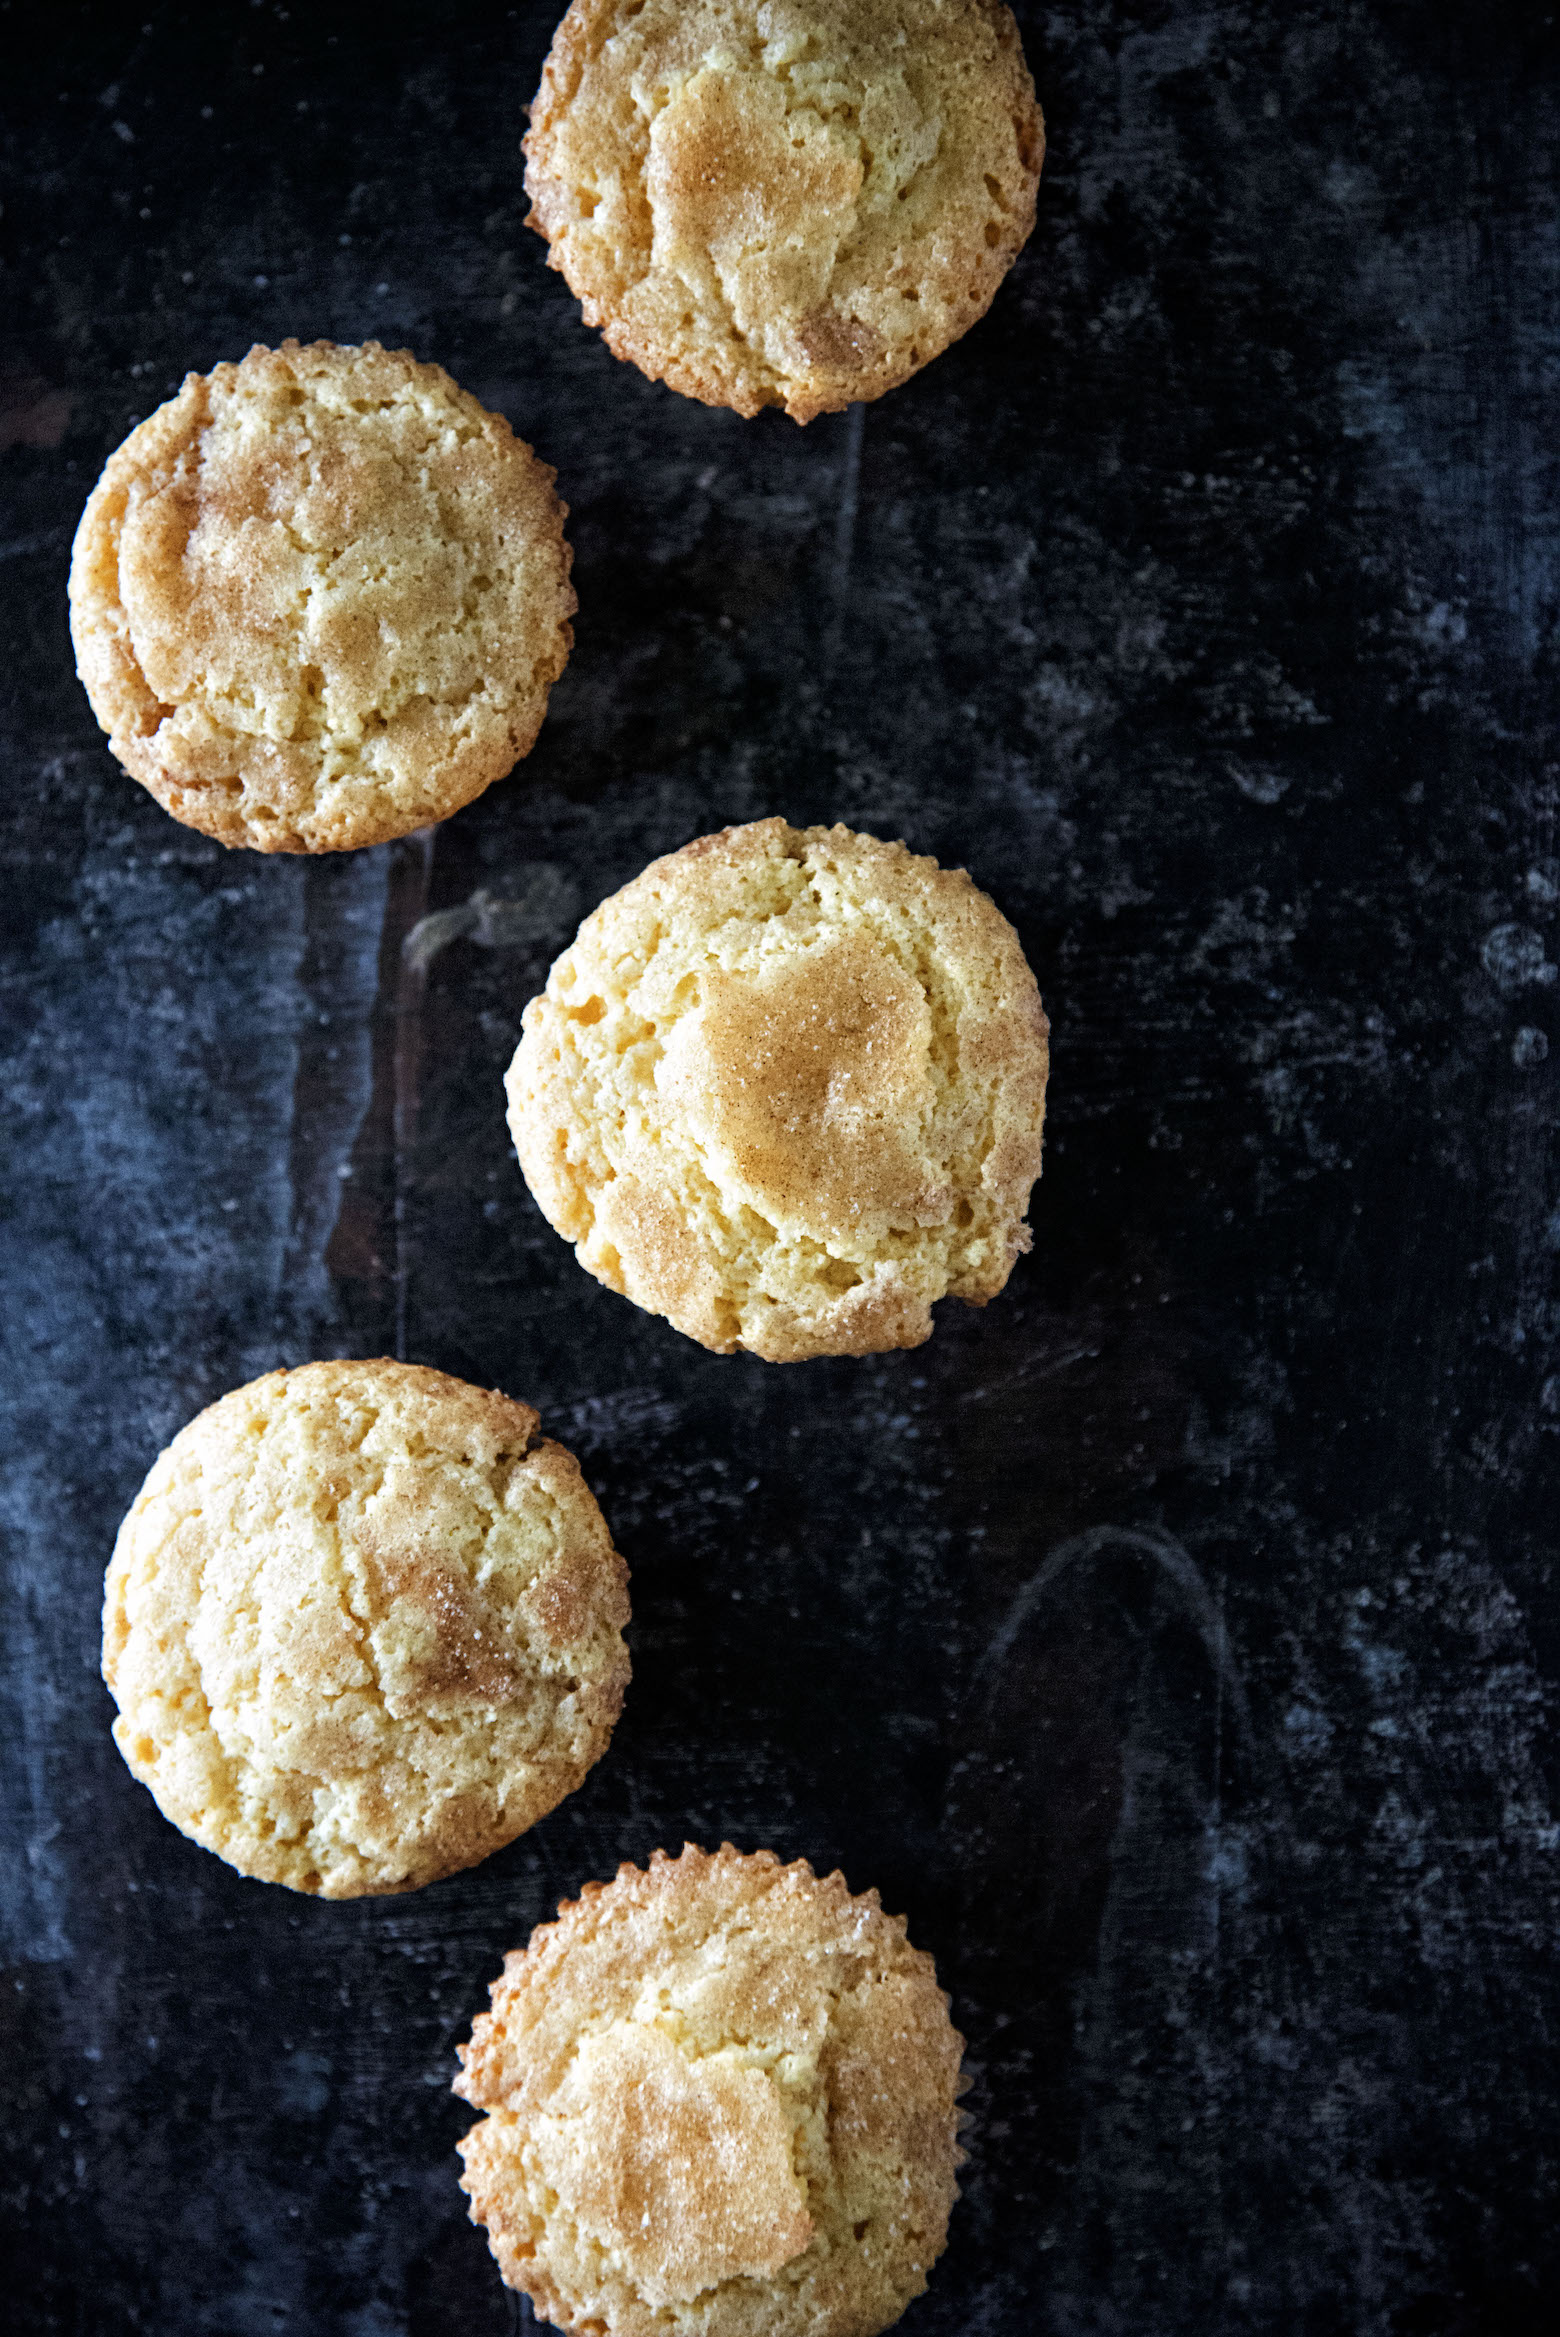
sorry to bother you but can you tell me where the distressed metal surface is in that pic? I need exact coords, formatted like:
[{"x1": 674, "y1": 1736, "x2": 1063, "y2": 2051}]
[{"x1": 2, "y1": 3, "x2": 1558, "y2": 2330}]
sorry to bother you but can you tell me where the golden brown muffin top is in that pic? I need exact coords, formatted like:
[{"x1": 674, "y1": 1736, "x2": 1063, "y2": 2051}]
[
  {"x1": 506, "y1": 818, "x2": 1049, "y2": 1361},
  {"x1": 102, "y1": 1360, "x2": 629, "y2": 1896},
  {"x1": 456, "y1": 1844, "x2": 965, "y2": 2336},
  {"x1": 69, "y1": 340, "x2": 574, "y2": 851},
  {"x1": 524, "y1": 0, "x2": 1043, "y2": 420}
]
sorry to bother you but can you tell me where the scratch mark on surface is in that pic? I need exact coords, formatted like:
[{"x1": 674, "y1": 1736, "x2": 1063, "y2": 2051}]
[
  {"x1": 987, "y1": 1524, "x2": 1251, "y2": 1747},
  {"x1": 401, "y1": 866, "x2": 579, "y2": 977}
]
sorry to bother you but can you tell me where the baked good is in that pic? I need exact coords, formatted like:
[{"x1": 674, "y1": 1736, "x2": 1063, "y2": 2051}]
[
  {"x1": 68, "y1": 339, "x2": 575, "y2": 852},
  {"x1": 455, "y1": 1843, "x2": 965, "y2": 2336},
  {"x1": 505, "y1": 817, "x2": 1049, "y2": 1361},
  {"x1": 101, "y1": 1360, "x2": 630, "y2": 1896},
  {"x1": 523, "y1": 0, "x2": 1044, "y2": 422}
]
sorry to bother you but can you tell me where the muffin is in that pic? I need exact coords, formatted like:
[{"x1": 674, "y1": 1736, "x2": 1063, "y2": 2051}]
[
  {"x1": 101, "y1": 1360, "x2": 630, "y2": 1896},
  {"x1": 455, "y1": 1844, "x2": 966, "y2": 2336},
  {"x1": 68, "y1": 339, "x2": 575, "y2": 852},
  {"x1": 523, "y1": 0, "x2": 1044, "y2": 421},
  {"x1": 505, "y1": 818, "x2": 1049, "y2": 1361}
]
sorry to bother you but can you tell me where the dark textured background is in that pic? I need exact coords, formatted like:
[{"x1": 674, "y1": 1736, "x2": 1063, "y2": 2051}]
[{"x1": 3, "y1": 2, "x2": 1559, "y2": 2329}]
